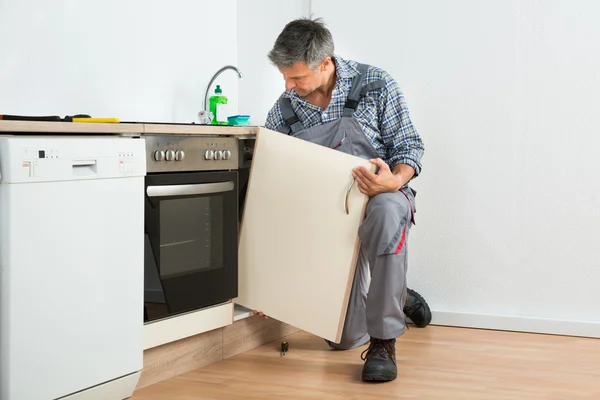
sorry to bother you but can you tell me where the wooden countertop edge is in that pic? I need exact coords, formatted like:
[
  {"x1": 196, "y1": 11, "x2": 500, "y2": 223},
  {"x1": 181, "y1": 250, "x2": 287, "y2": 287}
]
[
  {"x1": 142, "y1": 124, "x2": 260, "y2": 135},
  {"x1": 0, "y1": 120, "x2": 144, "y2": 134},
  {"x1": 0, "y1": 120, "x2": 260, "y2": 136}
]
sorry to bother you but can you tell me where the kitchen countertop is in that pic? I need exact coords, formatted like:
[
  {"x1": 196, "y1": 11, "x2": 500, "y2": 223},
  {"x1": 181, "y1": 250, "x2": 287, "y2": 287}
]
[
  {"x1": 142, "y1": 123, "x2": 259, "y2": 136},
  {"x1": 0, "y1": 120, "x2": 259, "y2": 136},
  {"x1": 0, "y1": 120, "x2": 144, "y2": 134}
]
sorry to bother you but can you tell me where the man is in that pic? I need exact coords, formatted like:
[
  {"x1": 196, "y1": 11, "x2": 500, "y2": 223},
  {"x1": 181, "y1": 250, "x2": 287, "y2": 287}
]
[{"x1": 254, "y1": 17, "x2": 431, "y2": 382}]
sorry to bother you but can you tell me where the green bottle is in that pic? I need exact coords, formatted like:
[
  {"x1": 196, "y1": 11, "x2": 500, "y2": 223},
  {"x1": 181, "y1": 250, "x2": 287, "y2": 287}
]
[{"x1": 209, "y1": 85, "x2": 228, "y2": 125}]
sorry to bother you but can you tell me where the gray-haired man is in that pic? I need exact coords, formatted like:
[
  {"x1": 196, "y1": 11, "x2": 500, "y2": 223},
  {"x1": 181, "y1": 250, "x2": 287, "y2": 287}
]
[{"x1": 254, "y1": 17, "x2": 431, "y2": 382}]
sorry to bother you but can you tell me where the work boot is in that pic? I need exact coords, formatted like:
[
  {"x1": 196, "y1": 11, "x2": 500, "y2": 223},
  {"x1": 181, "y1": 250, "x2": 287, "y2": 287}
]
[
  {"x1": 360, "y1": 338, "x2": 397, "y2": 382},
  {"x1": 404, "y1": 288, "x2": 432, "y2": 328}
]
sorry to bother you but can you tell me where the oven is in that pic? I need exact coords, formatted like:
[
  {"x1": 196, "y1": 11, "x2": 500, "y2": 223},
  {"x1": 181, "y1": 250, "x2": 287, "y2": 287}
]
[{"x1": 143, "y1": 134, "x2": 239, "y2": 323}]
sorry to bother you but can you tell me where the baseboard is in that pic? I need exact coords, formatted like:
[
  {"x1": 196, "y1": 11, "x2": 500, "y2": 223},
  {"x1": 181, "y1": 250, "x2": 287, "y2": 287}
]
[
  {"x1": 136, "y1": 327, "x2": 223, "y2": 390},
  {"x1": 136, "y1": 314, "x2": 299, "y2": 390},
  {"x1": 431, "y1": 311, "x2": 600, "y2": 338},
  {"x1": 223, "y1": 314, "x2": 301, "y2": 359}
]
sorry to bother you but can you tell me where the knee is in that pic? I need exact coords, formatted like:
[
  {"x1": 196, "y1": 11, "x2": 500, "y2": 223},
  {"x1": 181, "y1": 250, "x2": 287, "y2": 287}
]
[
  {"x1": 359, "y1": 192, "x2": 412, "y2": 256},
  {"x1": 366, "y1": 193, "x2": 410, "y2": 223}
]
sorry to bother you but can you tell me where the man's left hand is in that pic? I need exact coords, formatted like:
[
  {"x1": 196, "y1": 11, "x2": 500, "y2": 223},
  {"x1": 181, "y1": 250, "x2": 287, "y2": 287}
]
[{"x1": 352, "y1": 158, "x2": 401, "y2": 196}]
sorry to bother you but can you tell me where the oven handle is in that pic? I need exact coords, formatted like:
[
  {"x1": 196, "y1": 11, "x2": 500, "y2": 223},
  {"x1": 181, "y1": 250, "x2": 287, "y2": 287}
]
[{"x1": 146, "y1": 181, "x2": 235, "y2": 197}]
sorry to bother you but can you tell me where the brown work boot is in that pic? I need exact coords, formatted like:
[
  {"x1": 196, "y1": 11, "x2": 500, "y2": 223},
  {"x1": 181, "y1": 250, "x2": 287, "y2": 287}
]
[{"x1": 360, "y1": 338, "x2": 397, "y2": 382}]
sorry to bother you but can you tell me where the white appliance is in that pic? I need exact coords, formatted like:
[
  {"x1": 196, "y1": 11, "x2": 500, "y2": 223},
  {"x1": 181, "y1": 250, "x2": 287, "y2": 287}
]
[{"x1": 0, "y1": 135, "x2": 146, "y2": 400}]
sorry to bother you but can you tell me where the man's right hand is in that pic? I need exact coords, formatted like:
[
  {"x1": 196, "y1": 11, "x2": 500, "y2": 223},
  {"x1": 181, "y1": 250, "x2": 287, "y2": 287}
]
[{"x1": 252, "y1": 310, "x2": 269, "y2": 319}]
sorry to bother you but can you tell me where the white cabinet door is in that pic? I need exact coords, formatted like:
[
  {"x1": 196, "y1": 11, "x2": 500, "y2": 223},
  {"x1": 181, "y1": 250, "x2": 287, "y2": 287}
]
[{"x1": 237, "y1": 127, "x2": 373, "y2": 343}]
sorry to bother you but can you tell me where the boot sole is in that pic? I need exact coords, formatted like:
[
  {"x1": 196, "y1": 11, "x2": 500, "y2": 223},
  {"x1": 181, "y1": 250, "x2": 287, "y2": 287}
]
[{"x1": 362, "y1": 371, "x2": 397, "y2": 382}]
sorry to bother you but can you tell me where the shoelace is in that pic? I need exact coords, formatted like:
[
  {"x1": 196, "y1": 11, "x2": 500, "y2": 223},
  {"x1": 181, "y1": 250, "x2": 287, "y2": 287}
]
[{"x1": 360, "y1": 339, "x2": 396, "y2": 364}]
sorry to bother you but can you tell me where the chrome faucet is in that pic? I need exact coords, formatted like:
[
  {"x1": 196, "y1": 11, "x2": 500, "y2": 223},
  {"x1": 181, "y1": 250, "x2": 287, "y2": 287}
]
[{"x1": 203, "y1": 65, "x2": 243, "y2": 113}]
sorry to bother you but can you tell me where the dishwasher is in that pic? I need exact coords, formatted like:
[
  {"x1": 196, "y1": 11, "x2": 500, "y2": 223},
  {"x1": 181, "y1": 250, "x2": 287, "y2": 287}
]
[{"x1": 0, "y1": 135, "x2": 146, "y2": 400}]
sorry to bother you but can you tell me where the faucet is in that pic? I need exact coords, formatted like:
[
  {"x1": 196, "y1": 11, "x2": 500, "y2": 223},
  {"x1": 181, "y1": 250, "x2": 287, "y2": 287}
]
[{"x1": 203, "y1": 65, "x2": 243, "y2": 113}]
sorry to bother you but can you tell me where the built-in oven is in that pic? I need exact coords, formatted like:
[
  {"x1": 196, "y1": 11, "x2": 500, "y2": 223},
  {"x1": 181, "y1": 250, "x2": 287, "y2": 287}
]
[{"x1": 143, "y1": 134, "x2": 239, "y2": 323}]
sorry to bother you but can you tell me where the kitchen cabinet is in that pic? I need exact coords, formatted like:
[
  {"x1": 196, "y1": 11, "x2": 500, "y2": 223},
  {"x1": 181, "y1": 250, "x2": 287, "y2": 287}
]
[{"x1": 237, "y1": 128, "x2": 374, "y2": 343}]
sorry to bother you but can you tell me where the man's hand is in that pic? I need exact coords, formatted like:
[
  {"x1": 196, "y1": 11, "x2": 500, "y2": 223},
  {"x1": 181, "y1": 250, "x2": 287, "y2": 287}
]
[
  {"x1": 252, "y1": 310, "x2": 269, "y2": 320},
  {"x1": 352, "y1": 158, "x2": 403, "y2": 196}
]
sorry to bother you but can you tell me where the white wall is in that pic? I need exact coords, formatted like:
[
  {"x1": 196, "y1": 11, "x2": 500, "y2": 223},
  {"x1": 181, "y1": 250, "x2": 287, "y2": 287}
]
[
  {"x1": 237, "y1": 0, "x2": 310, "y2": 125},
  {"x1": 0, "y1": 0, "x2": 239, "y2": 123},
  {"x1": 309, "y1": 0, "x2": 600, "y2": 336},
  {"x1": 3, "y1": 0, "x2": 599, "y2": 337}
]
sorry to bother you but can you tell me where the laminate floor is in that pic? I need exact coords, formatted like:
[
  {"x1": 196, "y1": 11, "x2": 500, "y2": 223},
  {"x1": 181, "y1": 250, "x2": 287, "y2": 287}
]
[{"x1": 131, "y1": 325, "x2": 600, "y2": 400}]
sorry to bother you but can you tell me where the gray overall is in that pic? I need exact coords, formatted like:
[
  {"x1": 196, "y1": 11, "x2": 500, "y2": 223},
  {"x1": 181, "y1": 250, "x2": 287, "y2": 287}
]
[{"x1": 276, "y1": 63, "x2": 416, "y2": 349}]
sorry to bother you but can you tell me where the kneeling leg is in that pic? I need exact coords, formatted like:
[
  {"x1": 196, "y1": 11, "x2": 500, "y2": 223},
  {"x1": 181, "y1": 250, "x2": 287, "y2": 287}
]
[{"x1": 360, "y1": 191, "x2": 414, "y2": 340}]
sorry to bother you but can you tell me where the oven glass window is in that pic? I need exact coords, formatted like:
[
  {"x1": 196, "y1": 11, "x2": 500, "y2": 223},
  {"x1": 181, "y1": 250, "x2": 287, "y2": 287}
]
[{"x1": 159, "y1": 195, "x2": 224, "y2": 278}]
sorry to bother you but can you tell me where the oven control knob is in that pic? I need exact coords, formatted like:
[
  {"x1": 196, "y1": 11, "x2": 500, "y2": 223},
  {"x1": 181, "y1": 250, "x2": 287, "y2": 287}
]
[
  {"x1": 223, "y1": 150, "x2": 232, "y2": 160},
  {"x1": 215, "y1": 150, "x2": 223, "y2": 160},
  {"x1": 153, "y1": 150, "x2": 165, "y2": 161},
  {"x1": 204, "y1": 150, "x2": 214, "y2": 160},
  {"x1": 165, "y1": 150, "x2": 176, "y2": 161},
  {"x1": 175, "y1": 150, "x2": 185, "y2": 161}
]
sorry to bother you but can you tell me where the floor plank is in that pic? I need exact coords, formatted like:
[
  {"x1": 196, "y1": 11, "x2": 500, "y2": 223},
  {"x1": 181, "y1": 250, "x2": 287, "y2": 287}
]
[{"x1": 131, "y1": 325, "x2": 600, "y2": 400}]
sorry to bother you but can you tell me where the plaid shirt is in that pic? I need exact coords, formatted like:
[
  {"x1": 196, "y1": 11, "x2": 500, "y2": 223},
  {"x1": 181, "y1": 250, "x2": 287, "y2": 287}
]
[{"x1": 264, "y1": 55, "x2": 425, "y2": 176}]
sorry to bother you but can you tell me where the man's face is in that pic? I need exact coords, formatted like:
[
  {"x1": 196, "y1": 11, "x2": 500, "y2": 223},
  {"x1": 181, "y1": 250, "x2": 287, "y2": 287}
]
[{"x1": 278, "y1": 60, "x2": 326, "y2": 97}]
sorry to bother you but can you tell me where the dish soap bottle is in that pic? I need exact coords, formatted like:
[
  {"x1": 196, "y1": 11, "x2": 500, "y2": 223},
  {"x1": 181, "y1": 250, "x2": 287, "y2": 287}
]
[{"x1": 209, "y1": 85, "x2": 228, "y2": 125}]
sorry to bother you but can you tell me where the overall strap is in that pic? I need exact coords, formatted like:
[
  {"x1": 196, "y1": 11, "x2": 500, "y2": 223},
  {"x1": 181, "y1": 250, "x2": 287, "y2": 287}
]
[
  {"x1": 343, "y1": 63, "x2": 387, "y2": 117},
  {"x1": 360, "y1": 79, "x2": 386, "y2": 96},
  {"x1": 278, "y1": 97, "x2": 305, "y2": 134},
  {"x1": 343, "y1": 63, "x2": 369, "y2": 117}
]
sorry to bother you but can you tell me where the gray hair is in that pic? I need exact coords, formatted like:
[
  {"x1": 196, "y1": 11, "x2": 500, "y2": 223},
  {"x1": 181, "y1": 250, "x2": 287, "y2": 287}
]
[{"x1": 268, "y1": 17, "x2": 335, "y2": 69}]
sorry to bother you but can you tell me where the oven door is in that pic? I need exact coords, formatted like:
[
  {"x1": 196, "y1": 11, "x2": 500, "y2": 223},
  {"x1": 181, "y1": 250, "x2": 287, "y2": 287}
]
[{"x1": 144, "y1": 171, "x2": 238, "y2": 322}]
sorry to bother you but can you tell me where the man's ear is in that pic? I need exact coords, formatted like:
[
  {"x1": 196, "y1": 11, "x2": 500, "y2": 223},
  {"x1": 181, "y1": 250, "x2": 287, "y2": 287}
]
[{"x1": 320, "y1": 56, "x2": 332, "y2": 72}]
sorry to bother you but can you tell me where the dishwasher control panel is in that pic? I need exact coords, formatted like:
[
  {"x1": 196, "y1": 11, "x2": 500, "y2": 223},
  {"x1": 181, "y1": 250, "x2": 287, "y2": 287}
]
[{"x1": 0, "y1": 137, "x2": 147, "y2": 183}]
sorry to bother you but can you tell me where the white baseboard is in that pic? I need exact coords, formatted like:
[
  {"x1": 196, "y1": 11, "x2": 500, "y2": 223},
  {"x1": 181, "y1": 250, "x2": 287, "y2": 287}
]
[
  {"x1": 143, "y1": 301, "x2": 233, "y2": 350},
  {"x1": 431, "y1": 310, "x2": 600, "y2": 338}
]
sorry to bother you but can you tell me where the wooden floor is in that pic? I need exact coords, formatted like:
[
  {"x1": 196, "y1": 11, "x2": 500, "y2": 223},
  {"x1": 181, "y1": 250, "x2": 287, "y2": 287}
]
[{"x1": 131, "y1": 325, "x2": 600, "y2": 400}]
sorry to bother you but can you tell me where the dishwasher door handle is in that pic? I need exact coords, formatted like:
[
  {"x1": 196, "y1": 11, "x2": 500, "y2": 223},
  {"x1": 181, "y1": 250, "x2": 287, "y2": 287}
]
[{"x1": 146, "y1": 181, "x2": 235, "y2": 197}]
